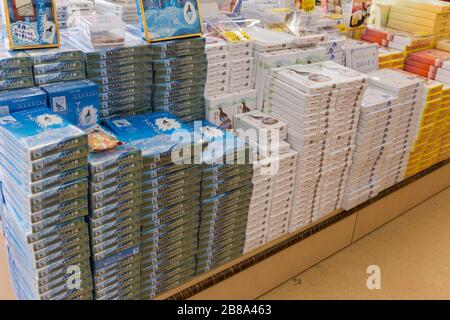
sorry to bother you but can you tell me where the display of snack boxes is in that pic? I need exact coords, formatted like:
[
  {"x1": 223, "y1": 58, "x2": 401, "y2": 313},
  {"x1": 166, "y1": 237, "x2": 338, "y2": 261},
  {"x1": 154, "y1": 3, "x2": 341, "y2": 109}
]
[
  {"x1": 343, "y1": 39, "x2": 379, "y2": 74},
  {"x1": 88, "y1": 144, "x2": 142, "y2": 300},
  {"x1": 195, "y1": 121, "x2": 252, "y2": 274},
  {"x1": 378, "y1": 46, "x2": 405, "y2": 70},
  {"x1": 104, "y1": 112, "x2": 200, "y2": 299},
  {"x1": 61, "y1": 29, "x2": 153, "y2": 120},
  {"x1": 342, "y1": 69, "x2": 425, "y2": 210},
  {"x1": 136, "y1": 0, "x2": 203, "y2": 42},
  {"x1": 151, "y1": 37, "x2": 206, "y2": 123},
  {"x1": 0, "y1": 50, "x2": 34, "y2": 91},
  {"x1": 26, "y1": 44, "x2": 86, "y2": 86},
  {"x1": 0, "y1": 107, "x2": 92, "y2": 299},
  {"x1": 266, "y1": 61, "x2": 368, "y2": 230},
  {"x1": 0, "y1": 0, "x2": 60, "y2": 50}
]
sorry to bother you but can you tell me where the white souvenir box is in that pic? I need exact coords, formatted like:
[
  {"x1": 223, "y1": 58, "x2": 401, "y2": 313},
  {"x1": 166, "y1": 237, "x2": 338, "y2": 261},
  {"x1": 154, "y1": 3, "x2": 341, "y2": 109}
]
[
  {"x1": 271, "y1": 61, "x2": 368, "y2": 94},
  {"x1": 368, "y1": 69, "x2": 425, "y2": 94},
  {"x1": 207, "y1": 61, "x2": 231, "y2": 73},
  {"x1": 234, "y1": 110, "x2": 288, "y2": 145},
  {"x1": 207, "y1": 52, "x2": 231, "y2": 65}
]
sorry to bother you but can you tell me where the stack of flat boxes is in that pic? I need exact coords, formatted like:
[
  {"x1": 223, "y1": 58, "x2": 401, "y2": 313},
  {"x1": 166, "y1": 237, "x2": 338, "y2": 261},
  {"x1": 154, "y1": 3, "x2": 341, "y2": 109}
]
[
  {"x1": 0, "y1": 51, "x2": 34, "y2": 91},
  {"x1": 87, "y1": 146, "x2": 142, "y2": 300},
  {"x1": 105, "y1": 112, "x2": 200, "y2": 299},
  {"x1": 204, "y1": 36, "x2": 254, "y2": 98},
  {"x1": 378, "y1": 46, "x2": 405, "y2": 70},
  {"x1": 319, "y1": 36, "x2": 346, "y2": 66},
  {"x1": 406, "y1": 79, "x2": 450, "y2": 177},
  {"x1": 63, "y1": 31, "x2": 153, "y2": 120},
  {"x1": 342, "y1": 69, "x2": 425, "y2": 210},
  {"x1": 27, "y1": 46, "x2": 86, "y2": 86},
  {"x1": 196, "y1": 122, "x2": 252, "y2": 274},
  {"x1": 265, "y1": 61, "x2": 368, "y2": 230},
  {"x1": 151, "y1": 38, "x2": 206, "y2": 123},
  {"x1": 437, "y1": 85, "x2": 450, "y2": 162},
  {"x1": 234, "y1": 111, "x2": 297, "y2": 251},
  {"x1": 0, "y1": 107, "x2": 92, "y2": 299}
]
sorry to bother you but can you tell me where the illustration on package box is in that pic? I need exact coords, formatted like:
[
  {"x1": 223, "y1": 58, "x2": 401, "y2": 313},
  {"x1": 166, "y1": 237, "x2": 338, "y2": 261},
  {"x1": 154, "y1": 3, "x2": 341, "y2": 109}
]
[
  {"x1": 1, "y1": 0, "x2": 59, "y2": 49},
  {"x1": 136, "y1": 0, "x2": 203, "y2": 42}
]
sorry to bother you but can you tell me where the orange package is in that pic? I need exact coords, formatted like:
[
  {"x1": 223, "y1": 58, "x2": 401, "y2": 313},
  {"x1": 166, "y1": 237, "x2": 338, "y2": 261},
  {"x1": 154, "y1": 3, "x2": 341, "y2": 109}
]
[
  {"x1": 405, "y1": 64, "x2": 435, "y2": 79},
  {"x1": 408, "y1": 49, "x2": 450, "y2": 66}
]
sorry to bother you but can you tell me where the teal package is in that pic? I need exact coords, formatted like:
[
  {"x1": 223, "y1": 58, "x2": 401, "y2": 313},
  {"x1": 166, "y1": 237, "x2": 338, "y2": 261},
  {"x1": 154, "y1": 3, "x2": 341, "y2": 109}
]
[{"x1": 41, "y1": 80, "x2": 100, "y2": 129}]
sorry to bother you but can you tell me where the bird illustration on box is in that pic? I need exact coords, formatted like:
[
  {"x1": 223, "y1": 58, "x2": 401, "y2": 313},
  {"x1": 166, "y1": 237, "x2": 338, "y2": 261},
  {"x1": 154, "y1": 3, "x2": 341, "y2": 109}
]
[{"x1": 218, "y1": 107, "x2": 232, "y2": 130}]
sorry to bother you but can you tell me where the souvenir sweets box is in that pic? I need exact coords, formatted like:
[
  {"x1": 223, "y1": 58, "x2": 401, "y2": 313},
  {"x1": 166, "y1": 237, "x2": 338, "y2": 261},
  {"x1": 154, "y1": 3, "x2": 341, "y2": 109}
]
[
  {"x1": 344, "y1": 39, "x2": 379, "y2": 74},
  {"x1": 88, "y1": 145, "x2": 142, "y2": 300},
  {"x1": 0, "y1": 50, "x2": 34, "y2": 90},
  {"x1": 0, "y1": 87, "x2": 47, "y2": 116},
  {"x1": 25, "y1": 43, "x2": 86, "y2": 86},
  {"x1": 104, "y1": 112, "x2": 200, "y2": 299},
  {"x1": 0, "y1": 107, "x2": 92, "y2": 300},
  {"x1": 265, "y1": 61, "x2": 368, "y2": 231},
  {"x1": 41, "y1": 80, "x2": 100, "y2": 129}
]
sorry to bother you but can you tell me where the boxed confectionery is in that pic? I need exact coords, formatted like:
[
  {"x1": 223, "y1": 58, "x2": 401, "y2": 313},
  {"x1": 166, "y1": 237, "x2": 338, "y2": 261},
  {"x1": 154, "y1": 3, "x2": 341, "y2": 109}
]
[
  {"x1": 0, "y1": 105, "x2": 92, "y2": 300},
  {"x1": 0, "y1": 87, "x2": 47, "y2": 115},
  {"x1": 344, "y1": 39, "x2": 379, "y2": 73},
  {"x1": 41, "y1": 80, "x2": 100, "y2": 129}
]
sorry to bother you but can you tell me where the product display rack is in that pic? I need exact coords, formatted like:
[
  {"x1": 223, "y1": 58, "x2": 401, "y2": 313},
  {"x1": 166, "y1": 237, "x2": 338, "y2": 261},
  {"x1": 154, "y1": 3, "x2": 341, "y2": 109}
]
[{"x1": 1, "y1": 160, "x2": 448, "y2": 300}]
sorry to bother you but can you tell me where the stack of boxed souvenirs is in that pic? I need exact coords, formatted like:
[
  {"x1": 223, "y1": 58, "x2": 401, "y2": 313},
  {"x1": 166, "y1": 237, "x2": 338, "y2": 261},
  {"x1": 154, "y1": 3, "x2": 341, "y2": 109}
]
[
  {"x1": 40, "y1": 80, "x2": 100, "y2": 130},
  {"x1": 151, "y1": 38, "x2": 207, "y2": 123},
  {"x1": 405, "y1": 79, "x2": 449, "y2": 177},
  {"x1": 437, "y1": 85, "x2": 450, "y2": 163},
  {"x1": 387, "y1": 0, "x2": 450, "y2": 42},
  {"x1": 404, "y1": 49, "x2": 450, "y2": 79},
  {"x1": 88, "y1": 145, "x2": 142, "y2": 300},
  {"x1": 387, "y1": 31, "x2": 432, "y2": 56},
  {"x1": 105, "y1": 112, "x2": 200, "y2": 299},
  {"x1": 254, "y1": 47, "x2": 327, "y2": 110},
  {"x1": 378, "y1": 46, "x2": 405, "y2": 70},
  {"x1": 204, "y1": 35, "x2": 254, "y2": 98},
  {"x1": 204, "y1": 89, "x2": 257, "y2": 130},
  {"x1": 95, "y1": 0, "x2": 139, "y2": 25},
  {"x1": 265, "y1": 61, "x2": 368, "y2": 229},
  {"x1": 26, "y1": 46, "x2": 86, "y2": 86},
  {"x1": 0, "y1": 51, "x2": 34, "y2": 91},
  {"x1": 0, "y1": 107, "x2": 92, "y2": 300},
  {"x1": 233, "y1": 111, "x2": 298, "y2": 252},
  {"x1": 342, "y1": 69, "x2": 425, "y2": 210},
  {"x1": 62, "y1": 29, "x2": 153, "y2": 120},
  {"x1": 196, "y1": 121, "x2": 252, "y2": 274}
]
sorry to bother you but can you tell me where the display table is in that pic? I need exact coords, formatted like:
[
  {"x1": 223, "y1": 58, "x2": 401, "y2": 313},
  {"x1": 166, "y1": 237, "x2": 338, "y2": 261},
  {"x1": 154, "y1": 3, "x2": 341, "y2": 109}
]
[{"x1": 0, "y1": 161, "x2": 449, "y2": 300}]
